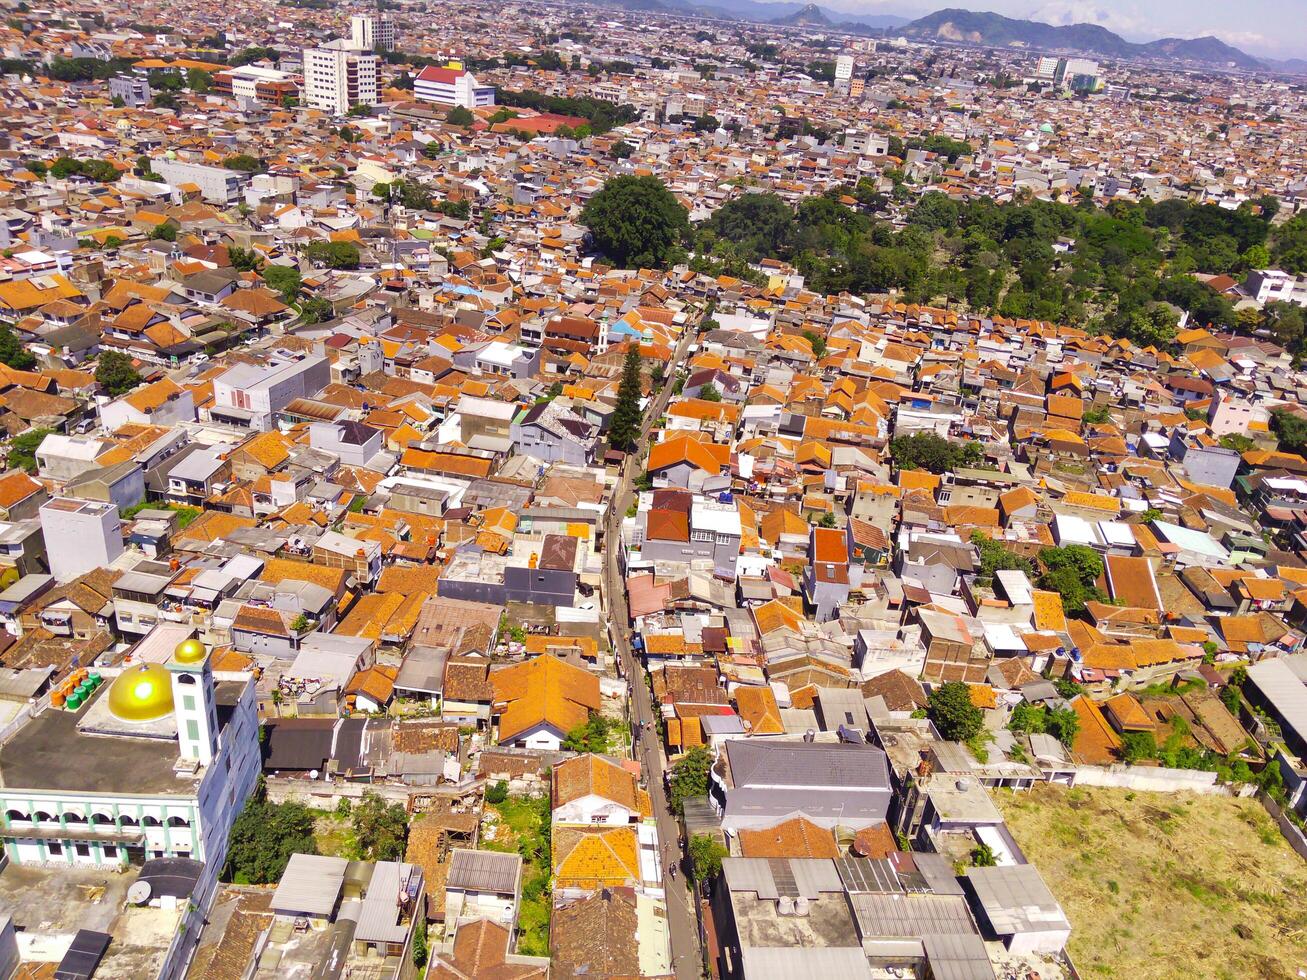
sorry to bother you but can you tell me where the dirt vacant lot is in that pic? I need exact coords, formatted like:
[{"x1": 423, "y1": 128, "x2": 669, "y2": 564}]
[{"x1": 996, "y1": 782, "x2": 1307, "y2": 980}]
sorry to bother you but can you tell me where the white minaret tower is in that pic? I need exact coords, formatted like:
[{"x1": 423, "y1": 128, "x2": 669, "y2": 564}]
[{"x1": 168, "y1": 637, "x2": 218, "y2": 765}]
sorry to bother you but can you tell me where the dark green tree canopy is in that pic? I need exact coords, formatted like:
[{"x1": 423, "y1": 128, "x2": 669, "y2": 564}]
[
  {"x1": 581, "y1": 175, "x2": 689, "y2": 269},
  {"x1": 927, "y1": 681, "x2": 984, "y2": 743},
  {"x1": 96, "y1": 351, "x2": 142, "y2": 397}
]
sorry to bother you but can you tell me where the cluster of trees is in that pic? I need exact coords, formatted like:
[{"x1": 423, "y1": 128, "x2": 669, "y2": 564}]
[
  {"x1": 304, "y1": 240, "x2": 360, "y2": 269},
  {"x1": 495, "y1": 89, "x2": 639, "y2": 134},
  {"x1": 49, "y1": 156, "x2": 120, "y2": 183},
  {"x1": 350, "y1": 791, "x2": 409, "y2": 862},
  {"x1": 0, "y1": 324, "x2": 35, "y2": 370},
  {"x1": 582, "y1": 175, "x2": 689, "y2": 269},
  {"x1": 1008, "y1": 701, "x2": 1080, "y2": 748},
  {"x1": 222, "y1": 153, "x2": 262, "y2": 173},
  {"x1": 224, "y1": 778, "x2": 317, "y2": 883},
  {"x1": 889, "y1": 430, "x2": 983, "y2": 474},
  {"x1": 1272, "y1": 408, "x2": 1307, "y2": 455},
  {"x1": 46, "y1": 56, "x2": 136, "y2": 82},
  {"x1": 7, "y1": 428, "x2": 49, "y2": 472},
  {"x1": 229, "y1": 46, "x2": 279, "y2": 66},
  {"x1": 691, "y1": 188, "x2": 1300, "y2": 354}
]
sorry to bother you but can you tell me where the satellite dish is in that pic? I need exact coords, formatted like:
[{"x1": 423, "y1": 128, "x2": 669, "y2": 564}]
[
  {"x1": 127, "y1": 881, "x2": 152, "y2": 905},
  {"x1": 309, "y1": 769, "x2": 319, "y2": 780}
]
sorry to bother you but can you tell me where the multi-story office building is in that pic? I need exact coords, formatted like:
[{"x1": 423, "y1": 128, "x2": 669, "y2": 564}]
[
  {"x1": 350, "y1": 14, "x2": 396, "y2": 51},
  {"x1": 302, "y1": 40, "x2": 378, "y2": 115}
]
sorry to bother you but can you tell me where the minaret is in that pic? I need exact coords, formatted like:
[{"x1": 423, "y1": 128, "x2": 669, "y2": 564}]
[{"x1": 167, "y1": 637, "x2": 218, "y2": 765}]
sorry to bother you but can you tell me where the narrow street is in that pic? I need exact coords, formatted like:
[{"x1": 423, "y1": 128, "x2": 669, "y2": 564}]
[{"x1": 604, "y1": 328, "x2": 703, "y2": 979}]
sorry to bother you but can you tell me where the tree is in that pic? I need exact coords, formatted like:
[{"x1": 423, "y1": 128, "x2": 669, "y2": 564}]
[
  {"x1": 689, "y1": 833, "x2": 728, "y2": 881},
  {"x1": 1121, "y1": 731, "x2": 1157, "y2": 764},
  {"x1": 485, "y1": 779, "x2": 509, "y2": 804},
  {"x1": 304, "y1": 240, "x2": 360, "y2": 269},
  {"x1": 222, "y1": 153, "x2": 261, "y2": 173},
  {"x1": 607, "y1": 344, "x2": 644, "y2": 452},
  {"x1": 289, "y1": 613, "x2": 310, "y2": 633},
  {"x1": 802, "y1": 329, "x2": 827, "y2": 358},
  {"x1": 927, "y1": 682, "x2": 983, "y2": 743},
  {"x1": 971, "y1": 531, "x2": 1034, "y2": 584},
  {"x1": 1045, "y1": 706, "x2": 1080, "y2": 748},
  {"x1": 1272, "y1": 408, "x2": 1307, "y2": 456},
  {"x1": 347, "y1": 102, "x2": 371, "y2": 117},
  {"x1": 186, "y1": 68, "x2": 211, "y2": 93},
  {"x1": 95, "y1": 351, "x2": 141, "y2": 397},
  {"x1": 581, "y1": 175, "x2": 689, "y2": 268},
  {"x1": 411, "y1": 917, "x2": 428, "y2": 967},
  {"x1": 668, "y1": 746, "x2": 712, "y2": 816},
  {"x1": 698, "y1": 382, "x2": 722, "y2": 402},
  {"x1": 562, "y1": 714, "x2": 617, "y2": 753},
  {"x1": 7, "y1": 428, "x2": 50, "y2": 472},
  {"x1": 352, "y1": 791, "x2": 408, "y2": 862},
  {"x1": 0, "y1": 324, "x2": 35, "y2": 370},
  {"x1": 150, "y1": 221, "x2": 176, "y2": 241},
  {"x1": 152, "y1": 91, "x2": 179, "y2": 110},
  {"x1": 612, "y1": 140, "x2": 634, "y2": 159},
  {"x1": 1037, "y1": 545, "x2": 1106, "y2": 615},
  {"x1": 889, "y1": 431, "x2": 982, "y2": 474},
  {"x1": 299, "y1": 297, "x2": 334, "y2": 324},
  {"x1": 223, "y1": 779, "x2": 317, "y2": 884},
  {"x1": 970, "y1": 842, "x2": 997, "y2": 867},
  {"x1": 447, "y1": 105, "x2": 474, "y2": 126},
  {"x1": 262, "y1": 264, "x2": 302, "y2": 301},
  {"x1": 228, "y1": 245, "x2": 263, "y2": 272}
]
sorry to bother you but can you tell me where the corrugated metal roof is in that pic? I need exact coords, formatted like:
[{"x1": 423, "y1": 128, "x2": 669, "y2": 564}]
[
  {"x1": 447, "y1": 848, "x2": 521, "y2": 894},
  {"x1": 271, "y1": 853, "x2": 347, "y2": 917}
]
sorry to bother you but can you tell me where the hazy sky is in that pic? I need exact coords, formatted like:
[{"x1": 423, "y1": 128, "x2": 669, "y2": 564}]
[{"x1": 822, "y1": 0, "x2": 1307, "y2": 58}]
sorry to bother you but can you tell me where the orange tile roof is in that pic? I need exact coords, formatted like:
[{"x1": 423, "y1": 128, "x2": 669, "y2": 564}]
[{"x1": 492, "y1": 654, "x2": 601, "y2": 743}]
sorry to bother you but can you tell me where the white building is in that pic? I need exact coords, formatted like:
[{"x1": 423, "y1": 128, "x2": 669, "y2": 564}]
[
  {"x1": 1246, "y1": 269, "x2": 1307, "y2": 308},
  {"x1": 350, "y1": 14, "x2": 396, "y2": 51},
  {"x1": 413, "y1": 64, "x2": 495, "y2": 109},
  {"x1": 0, "y1": 637, "x2": 261, "y2": 974},
  {"x1": 39, "y1": 497, "x2": 122, "y2": 581},
  {"x1": 302, "y1": 40, "x2": 378, "y2": 115},
  {"x1": 151, "y1": 158, "x2": 249, "y2": 205},
  {"x1": 210, "y1": 350, "x2": 331, "y2": 430},
  {"x1": 833, "y1": 54, "x2": 854, "y2": 93},
  {"x1": 98, "y1": 377, "x2": 195, "y2": 433}
]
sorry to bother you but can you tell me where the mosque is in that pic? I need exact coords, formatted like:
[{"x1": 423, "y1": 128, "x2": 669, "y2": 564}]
[{"x1": 0, "y1": 634, "x2": 261, "y2": 900}]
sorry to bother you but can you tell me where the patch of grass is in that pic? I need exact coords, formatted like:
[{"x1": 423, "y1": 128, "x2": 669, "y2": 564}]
[
  {"x1": 313, "y1": 814, "x2": 359, "y2": 859},
  {"x1": 482, "y1": 796, "x2": 551, "y2": 956},
  {"x1": 997, "y1": 783, "x2": 1307, "y2": 979}
]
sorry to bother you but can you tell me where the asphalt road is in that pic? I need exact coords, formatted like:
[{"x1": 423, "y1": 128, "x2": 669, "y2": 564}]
[{"x1": 604, "y1": 328, "x2": 703, "y2": 979}]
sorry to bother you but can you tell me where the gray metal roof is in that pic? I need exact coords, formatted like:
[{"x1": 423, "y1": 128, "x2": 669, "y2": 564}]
[
  {"x1": 446, "y1": 848, "x2": 521, "y2": 894},
  {"x1": 271, "y1": 853, "x2": 347, "y2": 917},
  {"x1": 1247, "y1": 657, "x2": 1307, "y2": 742},
  {"x1": 964, "y1": 865, "x2": 1069, "y2": 936},
  {"x1": 355, "y1": 861, "x2": 421, "y2": 944},
  {"x1": 722, "y1": 858, "x2": 844, "y2": 900},
  {"x1": 738, "y1": 947, "x2": 873, "y2": 980}
]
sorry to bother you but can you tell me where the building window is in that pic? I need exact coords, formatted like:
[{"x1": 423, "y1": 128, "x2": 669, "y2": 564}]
[
  {"x1": 74, "y1": 843, "x2": 89, "y2": 857},
  {"x1": 47, "y1": 842, "x2": 62, "y2": 856},
  {"x1": 103, "y1": 845, "x2": 117, "y2": 858}
]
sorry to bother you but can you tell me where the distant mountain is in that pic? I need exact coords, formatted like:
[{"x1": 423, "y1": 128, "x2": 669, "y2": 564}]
[
  {"x1": 773, "y1": 3, "x2": 832, "y2": 26},
  {"x1": 577, "y1": 0, "x2": 909, "y2": 31},
  {"x1": 900, "y1": 8, "x2": 1267, "y2": 70}
]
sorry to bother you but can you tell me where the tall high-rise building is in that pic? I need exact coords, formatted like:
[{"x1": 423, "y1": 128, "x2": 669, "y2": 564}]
[
  {"x1": 302, "y1": 40, "x2": 379, "y2": 115},
  {"x1": 833, "y1": 54, "x2": 855, "y2": 94},
  {"x1": 350, "y1": 14, "x2": 396, "y2": 52}
]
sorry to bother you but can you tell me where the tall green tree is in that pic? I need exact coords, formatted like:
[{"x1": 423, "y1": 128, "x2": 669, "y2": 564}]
[
  {"x1": 927, "y1": 682, "x2": 983, "y2": 743},
  {"x1": 352, "y1": 791, "x2": 408, "y2": 862},
  {"x1": 581, "y1": 175, "x2": 689, "y2": 268},
  {"x1": 0, "y1": 324, "x2": 35, "y2": 370},
  {"x1": 223, "y1": 779, "x2": 317, "y2": 884},
  {"x1": 668, "y1": 746, "x2": 712, "y2": 816},
  {"x1": 95, "y1": 351, "x2": 141, "y2": 397},
  {"x1": 608, "y1": 344, "x2": 644, "y2": 452}
]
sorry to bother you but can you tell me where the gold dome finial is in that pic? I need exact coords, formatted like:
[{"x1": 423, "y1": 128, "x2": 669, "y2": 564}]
[{"x1": 174, "y1": 638, "x2": 207, "y2": 665}]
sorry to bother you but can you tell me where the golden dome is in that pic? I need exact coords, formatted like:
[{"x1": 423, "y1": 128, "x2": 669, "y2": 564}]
[
  {"x1": 107, "y1": 663, "x2": 174, "y2": 722},
  {"x1": 173, "y1": 638, "x2": 207, "y2": 664}
]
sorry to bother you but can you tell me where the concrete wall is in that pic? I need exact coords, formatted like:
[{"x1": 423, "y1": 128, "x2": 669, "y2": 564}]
[{"x1": 1074, "y1": 764, "x2": 1223, "y2": 794}]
